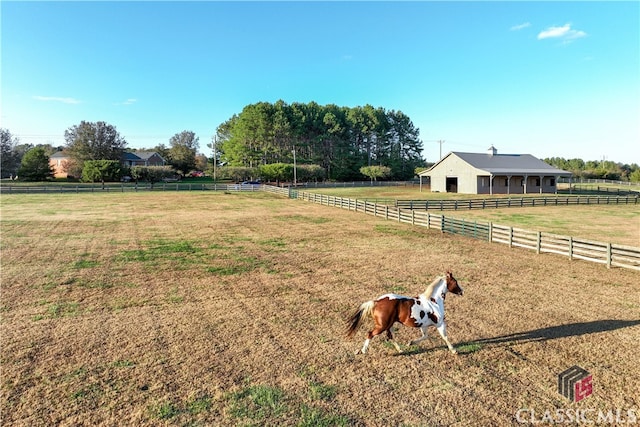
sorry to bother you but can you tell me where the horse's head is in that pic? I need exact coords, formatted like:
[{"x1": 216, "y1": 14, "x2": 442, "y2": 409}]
[{"x1": 445, "y1": 271, "x2": 464, "y2": 296}]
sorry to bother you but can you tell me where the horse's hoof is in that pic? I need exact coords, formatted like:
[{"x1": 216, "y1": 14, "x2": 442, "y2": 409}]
[{"x1": 451, "y1": 349, "x2": 458, "y2": 355}]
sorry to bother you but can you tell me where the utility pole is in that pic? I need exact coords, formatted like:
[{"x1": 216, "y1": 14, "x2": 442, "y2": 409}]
[
  {"x1": 437, "y1": 140, "x2": 445, "y2": 159},
  {"x1": 292, "y1": 148, "x2": 297, "y2": 186},
  {"x1": 212, "y1": 135, "x2": 217, "y2": 181}
]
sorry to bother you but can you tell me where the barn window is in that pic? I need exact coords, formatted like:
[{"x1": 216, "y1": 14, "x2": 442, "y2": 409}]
[
  {"x1": 550, "y1": 178, "x2": 555, "y2": 186},
  {"x1": 535, "y1": 178, "x2": 541, "y2": 186}
]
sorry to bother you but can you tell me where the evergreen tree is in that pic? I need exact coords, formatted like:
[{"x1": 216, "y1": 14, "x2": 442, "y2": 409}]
[{"x1": 17, "y1": 147, "x2": 54, "y2": 181}]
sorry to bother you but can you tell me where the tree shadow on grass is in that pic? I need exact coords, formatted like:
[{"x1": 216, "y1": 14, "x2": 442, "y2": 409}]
[
  {"x1": 471, "y1": 319, "x2": 640, "y2": 346},
  {"x1": 396, "y1": 319, "x2": 640, "y2": 357}
]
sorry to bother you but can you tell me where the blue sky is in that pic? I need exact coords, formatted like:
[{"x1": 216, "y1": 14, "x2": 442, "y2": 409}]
[{"x1": 2, "y1": 1, "x2": 639, "y2": 164}]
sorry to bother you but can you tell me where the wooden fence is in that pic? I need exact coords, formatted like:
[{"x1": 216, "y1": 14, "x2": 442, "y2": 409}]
[
  {"x1": 0, "y1": 183, "x2": 264, "y2": 194},
  {"x1": 279, "y1": 187, "x2": 640, "y2": 271},
  {"x1": 395, "y1": 195, "x2": 638, "y2": 210},
  {"x1": 565, "y1": 185, "x2": 640, "y2": 196}
]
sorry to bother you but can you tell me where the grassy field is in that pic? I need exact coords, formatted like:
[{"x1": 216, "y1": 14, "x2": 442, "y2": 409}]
[{"x1": 1, "y1": 192, "x2": 639, "y2": 426}]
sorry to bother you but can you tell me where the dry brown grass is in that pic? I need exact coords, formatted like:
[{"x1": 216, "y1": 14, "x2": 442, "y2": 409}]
[{"x1": 1, "y1": 192, "x2": 639, "y2": 426}]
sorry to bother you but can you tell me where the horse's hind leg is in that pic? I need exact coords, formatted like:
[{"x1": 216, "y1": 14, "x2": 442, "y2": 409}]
[
  {"x1": 357, "y1": 325, "x2": 390, "y2": 354},
  {"x1": 386, "y1": 329, "x2": 402, "y2": 353},
  {"x1": 357, "y1": 338, "x2": 371, "y2": 355},
  {"x1": 409, "y1": 326, "x2": 429, "y2": 346},
  {"x1": 357, "y1": 329, "x2": 378, "y2": 354}
]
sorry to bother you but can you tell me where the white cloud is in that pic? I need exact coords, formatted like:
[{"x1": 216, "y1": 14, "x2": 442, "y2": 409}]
[
  {"x1": 538, "y1": 23, "x2": 587, "y2": 41},
  {"x1": 510, "y1": 22, "x2": 531, "y2": 31},
  {"x1": 113, "y1": 98, "x2": 137, "y2": 106},
  {"x1": 33, "y1": 95, "x2": 82, "y2": 104}
]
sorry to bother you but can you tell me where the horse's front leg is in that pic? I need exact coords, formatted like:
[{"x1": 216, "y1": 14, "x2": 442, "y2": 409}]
[
  {"x1": 409, "y1": 325, "x2": 429, "y2": 346},
  {"x1": 436, "y1": 322, "x2": 457, "y2": 354}
]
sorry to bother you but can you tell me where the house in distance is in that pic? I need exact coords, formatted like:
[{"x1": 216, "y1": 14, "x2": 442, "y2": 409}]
[
  {"x1": 419, "y1": 146, "x2": 572, "y2": 194},
  {"x1": 49, "y1": 151, "x2": 166, "y2": 179}
]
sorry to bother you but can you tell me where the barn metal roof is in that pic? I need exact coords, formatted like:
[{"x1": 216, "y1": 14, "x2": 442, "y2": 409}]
[{"x1": 421, "y1": 151, "x2": 572, "y2": 176}]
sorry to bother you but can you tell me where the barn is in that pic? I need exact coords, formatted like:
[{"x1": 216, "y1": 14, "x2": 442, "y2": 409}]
[{"x1": 419, "y1": 146, "x2": 572, "y2": 194}]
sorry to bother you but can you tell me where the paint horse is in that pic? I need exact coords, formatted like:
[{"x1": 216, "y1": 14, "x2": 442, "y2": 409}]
[{"x1": 346, "y1": 271, "x2": 464, "y2": 354}]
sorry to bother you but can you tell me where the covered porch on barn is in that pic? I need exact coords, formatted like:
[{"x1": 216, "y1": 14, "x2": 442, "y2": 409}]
[{"x1": 477, "y1": 173, "x2": 572, "y2": 195}]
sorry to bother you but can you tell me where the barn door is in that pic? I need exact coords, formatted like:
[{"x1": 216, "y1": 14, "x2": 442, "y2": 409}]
[{"x1": 446, "y1": 177, "x2": 458, "y2": 193}]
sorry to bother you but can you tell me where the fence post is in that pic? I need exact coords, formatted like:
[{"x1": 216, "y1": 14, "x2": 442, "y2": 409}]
[
  {"x1": 569, "y1": 237, "x2": 573, "y2": 260},
  {"x1": 508, "y1": 227, "x2": 513, "y2": 247},
  {"x1": 607, "y1": 243, "x2": 612, "y2": 269},
  {"x1": 441, "y1": 215, "x2": 445, "y2": 233},
  {"x1": 488, "y1": 222, "x2": 493, "y2": 243},
  {"x1": 536, "y1": 231, "x2": 541, "y2": 254}
]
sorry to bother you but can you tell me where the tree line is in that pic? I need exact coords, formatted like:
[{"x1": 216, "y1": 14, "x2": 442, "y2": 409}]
[
  {"x1": 3, "y1": 106, "x2": 640, "y2": 183},
  {"x1": 0, "y1": 124, "x2": 202, "y2": 183},
  {"x1": 215, "y1": 101, "x2": 425, "y2": 181},
  {"x1": 543, "y1": 157, "x2": 640, "y2": 182}
]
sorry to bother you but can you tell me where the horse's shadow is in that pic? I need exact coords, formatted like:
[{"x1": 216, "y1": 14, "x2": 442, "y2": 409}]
[{"x1": 397, "y1": 319, "x2": 640, "y2": 356}]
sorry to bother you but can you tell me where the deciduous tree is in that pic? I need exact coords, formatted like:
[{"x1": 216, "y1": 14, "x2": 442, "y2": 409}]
[
  {"x1": 131, "y1": 166, "x2": 175, "y2": 187},
  {"x1": 64, "y1": 121, "x2": 127, "y2": 177},
  {"x1": 360, "y1": 165, "x2": 391, "y2": 182},
  {"x1": 81, "y1": 160, "x2": 122, "y2": 187},
  {"x1": 0, "y1": 128, "x2": 20, "y2": 178},
  {"x1": 168, "y1": 131, "x2": 199, "y2": 175}
]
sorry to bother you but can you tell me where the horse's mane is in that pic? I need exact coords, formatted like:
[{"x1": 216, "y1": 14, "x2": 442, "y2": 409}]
[{"x1": 422, "y1": 276, "x2": 444, "y2": 300}]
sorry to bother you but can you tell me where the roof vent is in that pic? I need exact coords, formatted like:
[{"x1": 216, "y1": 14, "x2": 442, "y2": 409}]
[{"x1": 487, "y1": 145, "x2": 497, "y2": 156}]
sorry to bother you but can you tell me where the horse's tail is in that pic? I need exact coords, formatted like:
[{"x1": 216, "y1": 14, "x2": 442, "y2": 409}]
[{"x1": 346, "y1": 300, "x2": 375, "y2": 338}]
